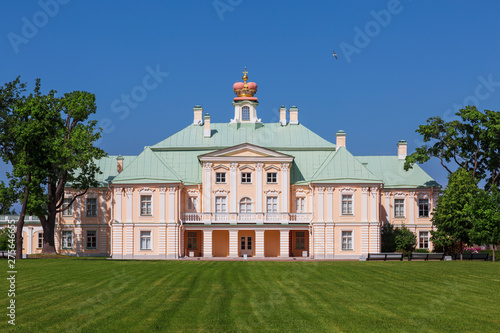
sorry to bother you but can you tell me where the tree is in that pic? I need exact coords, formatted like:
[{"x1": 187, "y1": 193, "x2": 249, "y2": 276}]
[
  {"x1": 381, "y1": 223, "x2": 397, "y2": 252},
  {"x1": 467, "y1": 186, "x2": 500, "y2": 261},
  {"x1": 394, "y1": 225, "x2": 416, "y2": 256},
  {"x1": 0, "y1": 77, "x2": 105, "y2": 258},
  {"x1": 431, "y1": 168, "x2": 479, "y2": 255},
  {"x1": 404, "y1": 106, "x2": 500, "y2": 189},
  {"x1": 0, "y1": 181, "x2": 16, "y2": 215}
]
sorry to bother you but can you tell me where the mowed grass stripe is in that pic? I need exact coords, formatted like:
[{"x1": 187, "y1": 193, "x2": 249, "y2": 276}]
[{"x1": 2, "y1": 260, "x2": 499, "y2": 332}]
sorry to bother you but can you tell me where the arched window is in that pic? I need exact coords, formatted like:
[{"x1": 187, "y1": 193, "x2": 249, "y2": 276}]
[
  {"x1": 242, "y1": 106, "x2": 250, "y2": 121},
  {"x1": 239, "y1": 197, "x2": 253, "y2": 213}
]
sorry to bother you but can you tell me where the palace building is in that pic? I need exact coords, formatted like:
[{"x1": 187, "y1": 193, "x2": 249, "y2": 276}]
[{"x1": 4, "y1": 70, "x2": 440, "y2": 259}]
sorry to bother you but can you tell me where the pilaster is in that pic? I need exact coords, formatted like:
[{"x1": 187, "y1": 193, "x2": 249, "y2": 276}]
[
  {"x1": 115, "y1": 187, "x2": 122, "y2": 222},
  {"x1": 229, "y1": 229, "x2": 239, "y2": 257},
  {"x1": 159, "y1": 187, "x2": 166, "y2": 223},
  {"x1": 362, "y1": 187, "x2": 369, "y2": 222},
  {"x1": 126, "y1": 188, "x2": 133, "y2": 223},
  {"x1": 255, "y1": 163, "x2": 263, "y2": 213},
  {"x1": 203, "y1": 229, "x2": 213, "y2": 258},
  {"x1": 255, "y1": 229, "x2": 264, "y2": 257},
  {"x1": 168, "y1": 187, "x2": 176, "y2": 222},
  {"x1": 370, "y1": 187, "x2": 378, "y2": 222},
  {"x1": 281, "y1": 163, "x2": 289, "y2": 212},
  {"x1": 279, "y1": 229, "x2": 289, "y2": 257},
  {"x1": 230, "y1": 163, "x2": 238, "y2": 212},
  {"x1": 204, "y1": 163, "x2": 212, "y2": 213},
  {"x1": 318, "y1": 187, "x2": 325, "y2": 222}
]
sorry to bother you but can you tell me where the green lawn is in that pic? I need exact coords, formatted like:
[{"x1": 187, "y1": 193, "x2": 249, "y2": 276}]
[{"x1": 2, "y1": 259, "x2": 499, "y2": 332}]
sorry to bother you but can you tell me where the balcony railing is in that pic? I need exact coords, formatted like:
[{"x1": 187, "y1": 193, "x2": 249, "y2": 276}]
[{"x1": 181, "y1": 213, "x2": 312, "y2": 224}]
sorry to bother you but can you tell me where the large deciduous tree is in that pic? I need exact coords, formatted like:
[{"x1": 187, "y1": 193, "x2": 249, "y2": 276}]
[
  {"x1": 404, "y1": 106, "x2": 500, "y2": 189},
  {"x1": 431, "y1": 168, "x2": 479, "y2": 255},
  {"x1": 0, "y1": 77, "x2": 105, "y2": 258}
]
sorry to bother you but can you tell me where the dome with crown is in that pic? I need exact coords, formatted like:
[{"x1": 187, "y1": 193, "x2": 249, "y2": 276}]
[{"x1": 233, "y1": 68, "x2": 258, "y2": 101}]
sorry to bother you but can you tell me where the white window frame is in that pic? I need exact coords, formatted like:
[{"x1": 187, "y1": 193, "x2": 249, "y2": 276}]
[
  {"x1": 295, "y1": 231, "x2": 306, "y2": 250},
  {"x1": 419, "y1": 231, "x2": 430, "y2": 249},
  {"x1": 62, "y1": 230, "x2": 73, "y2": 249},
  {"x1": 37, "y1": 232, "x2": 44, "y2": 249},
  {"x1": 241, "y1": 106, "x2": 250, "y2": 121},
  {"x1": 140, "y1": 195, "x2": 153, "y2": 216},
  {"x1": 418, "y1": 198, "x2": 429, "y2": 218},
  {"x1": 86, "y1": 230, "x2": 98, "y2": 249},
  {"x1": 296, "y1": 197, "x2": 306, "y2": 213},
  {"x1": 341, "y1": 194, "x2": 354, "y2": 215},
  {"x1": 266, "y1": 172, "x2": 278, "y2": 184},
  {"x1": 86, "y1": 197, "x2": 98, "y2": 217},
  {"x1": 239, "y1": 197, "x2": 253, "y2": 213},
  {"x1": 62, "y1": 198, "x2": 73, "y2": 217},
  {"x1": 215, "y1": 172, "x2": 226, "y2": 184},
  {"x1": 394, "y1": 198, "x2": 406, "y2": 218},
  {"x1": 266, "y1": 196, "x2": 278, "y2": 213},
  {"x1": 340, "y1": 229, "x2": 354, "y2": 251},
  {"x1": 187, "y1": 196, "x2": 198, "y2": 211},
  {"x1": 241, "y1": 172, "x2": 252, "y2": 184},
  {"x1": 215, "y1": 196, "x2": 227, "y2": 213},
  {"x1": 140, "y1": 230, "x2": 152, "y2": 250}
]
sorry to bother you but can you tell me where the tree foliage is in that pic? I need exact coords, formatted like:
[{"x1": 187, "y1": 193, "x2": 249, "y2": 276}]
[
  {"x1": 0, "y1": 77, "x2": 105, "y2": 257},
  {"x1": 394, "y1": 225, "x2": 416, "y2": 256},
  {"x1": 431, "y1": 168, "x2": 479, "y2": 254},
  {"x1": 404, "y1": 106, "x2": 500, "y2": 189}
]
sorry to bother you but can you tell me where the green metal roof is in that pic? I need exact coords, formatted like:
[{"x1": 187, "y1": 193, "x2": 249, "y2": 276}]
[
  {"x1": 151, "y1": 123, "x2": 336, "y2": 150},
  {"x1": 356, "y1": 156, "x2": 441, "y2": 188},
  {"x1": 305, "y1": 147, "x2": 382, "y2": 184}
]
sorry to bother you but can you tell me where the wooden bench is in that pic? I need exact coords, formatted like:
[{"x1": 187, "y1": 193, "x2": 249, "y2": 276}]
[
  {"x1": 454, "y1": 253, "x2": 489, "y2": 261},
  {"x1": 367, "y1": 253, "x2": 403, "y2": 261},
  {"x1": 409, "y1": 253, "x2": 444, "y2": 261}
]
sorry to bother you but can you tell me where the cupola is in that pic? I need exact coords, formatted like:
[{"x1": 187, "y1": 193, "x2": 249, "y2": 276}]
[{"x1": 230, "y1": 68, "x2": 261, "y2": 124}]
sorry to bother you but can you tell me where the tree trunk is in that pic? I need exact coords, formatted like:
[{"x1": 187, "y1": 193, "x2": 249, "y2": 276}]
[
  {"x1": 40, "y1": 214, "x2": 57, "y2": 254},
  {"x1": 15, "y1": 172, "x2": 31, "y2": 259}
]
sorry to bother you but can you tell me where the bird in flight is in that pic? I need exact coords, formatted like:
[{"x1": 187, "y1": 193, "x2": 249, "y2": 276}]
[{"x1": 332, "y1": 50, "x2": 338, "y2": 59}]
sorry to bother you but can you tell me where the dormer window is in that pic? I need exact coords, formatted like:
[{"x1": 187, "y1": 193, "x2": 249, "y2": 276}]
[{"x1": 242, "y1": 106, "x2": 250, "y2": 121}]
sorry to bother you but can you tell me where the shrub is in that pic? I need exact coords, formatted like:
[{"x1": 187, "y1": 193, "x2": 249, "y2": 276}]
[{"x1": 414, "y1": 248, "x2": 430, "y2": 253}]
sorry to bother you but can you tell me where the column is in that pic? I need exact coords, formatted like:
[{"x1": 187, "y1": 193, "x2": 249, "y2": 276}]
[
  {"x1": 230, "y1": 163, "x2": 238, "y2": 212},
  {"x1": 125, "y1": 225, "x2": 134, "y2": 256},
  {"x1": 203, "y1": 229, "x2": 213, "y2": 257},
  {"x1": 327, "y1": 187, "x2": 334, "y2": 222},
  {"x1": 126, "y1": 188, "x2": 133, "y2": 223},
  {"x1": 203, "y1": 163, "x2": 212, "y2": 212},
  {"x1": 255, "y1": 229, "x2": 264, "y2": 257},
  {"x1": 255, "y1": 163, "x2": 263, "y2": 212},
  {"x1": 409, "y1": 192, "x2": 415, "y2": 225},
  {"x1": 370, "y1": 224, "x2": 380, "y2": 253},
  {"x1": 159, "y1": 187, "x2": 166, "y2": 223},
  {"x1": 317, "y1": 187, "x2": 325, "y2": 222},
  {"x1": 115, "y1": 187, "x2": 122, "y2": 222},
  {"x1": 279, "y1": 229, "x2": 289, "y2": 257},
  {"x1": 100, "y1": 191, "x2": 106, "y2": 225},
  {"x1": 229, "y1": 229, "x2": 239, "y2": 257},
  {"x1": 168, "y1": 187, "x2": 176, "y2": 222},
  {"x1": 326, "y1": 224, "x2": 334, "y2": 258},
  {"x1": 159, "y1": 225, "x2": 166, "y2": 257},
  {"x1": 112, "y1": 224, "x2": 123, "y2": 258},
  {"x1": 370, "y1": 187, "x2": 378, "y2": 222},
  {"x1": 281, "y1": 163, "x2": 289, "y2": 213},
  {"x1": 362, "y1": 187, "x2": 369, "y2": 222},
  {"x1": 361, "y1": 225, "x2": 369, "y2": 254},
  {"x1": 313, "y1": 224, "x2": 325, "y2": 259},
  {"x1": 384, "y1": 191, "x2": 391, "y2": 223},
  {"x1": 27, "y1": 227, "x2": 33, "y2": 255},
  {"x1": 166, "y1": 225, "x2": 177, "y2": 259}
]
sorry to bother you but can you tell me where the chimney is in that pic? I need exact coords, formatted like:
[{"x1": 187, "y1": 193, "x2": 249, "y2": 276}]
[
  {"x1": 193, "y1": 105, "x2": 203, "y2": 125},
  {"x1": 289, "y1": 106, "x2": 299, "y2": 125},
  {"x1": 336, "y1": 130, "x2": 346, "y2": 148},
  {"x1": 116, "y1": 155, "x2": 124, "y2": 174},
  {"x1": 204, "y1": 113, "x2": 211, "y2": 138},
  {"x1": 397, "y1": 140, "x2": 407, "y2": 159},
  {"x1": 279, "y1": 105, "x2": 287, "y2": 126}
]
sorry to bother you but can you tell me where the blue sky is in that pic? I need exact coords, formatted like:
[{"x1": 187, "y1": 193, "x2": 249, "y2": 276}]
[{"x1": 1, "y1": 0, "x2": 500, "y2": 191}]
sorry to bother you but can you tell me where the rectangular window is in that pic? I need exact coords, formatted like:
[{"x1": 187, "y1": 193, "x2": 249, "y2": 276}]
[
  {"x1": 140, "y1": 231, "x2": 152, "y2": 250},
  {"x1": 342, "y1": 195, "x2": 353, "y2": 215},
  {"x1": 342, "y1": 231, "x2": 353, "y2": 250},
  {"x1": 62, "y1": 198, "x2": 73, "y2": 216},
  {"x1": 86, "y1": 230, "x2": 97, "y2": 249},
  {"x1": 141, "y1": 195, "x2": 152, "y2": 216},
  {"x1": 295, "y1": 231, "x2": 306, "y2": 250},
  {"x1": 266, "y1": 197, "x2": 278, "y2": 213},
  {"x1": 241, "y1": 172, "x2": 252, "y2": 184},
  {"x1": 215, "y1": 196, "x2": 227, "y2": 213},
  {"x1": 62, "y1": 230, "x2": 73, "y2": 249},
  {"x1": 37, "y1": 232, "x2": 44, "y2": 249},
  {"x1": 394, "y1": 199, "x2": 405, "y2": 218},
  {"x1": 296, "y1": 197, "x2": 305, "y2": 213},
  {"x1": 419, "y1": 231, "x2": 429, "y2": 249},
  {"x1": 267, "y1": 172, "x2": 277, "y2": 184},
  {"x1": 86, "y1": 198, "x2": 97, "y2": 217},
  {"x1": 215, "y1": 172, "x2": 226, "y2": 183},
  {"x1": 187, "y1": 231, "x2": 198, "y2": 250},
  {"x1": 187, "y1": 197, "x2": 197, "y2": 211},
  {"x1": 242, "y1": 106, "x2": 250, "y2": 121},
  {"x1": 418, "y1": 199, "x2": 429, "y2": 217}
]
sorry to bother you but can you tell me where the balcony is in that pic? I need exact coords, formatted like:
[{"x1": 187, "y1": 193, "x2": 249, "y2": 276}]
[{"x1": 181, "y1": 213, "x2": 312, "y2": 224}]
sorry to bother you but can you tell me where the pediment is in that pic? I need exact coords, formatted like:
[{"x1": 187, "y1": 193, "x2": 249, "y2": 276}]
[{"x1": 198, "y1": 143, "x2": 294, "y2": 163}]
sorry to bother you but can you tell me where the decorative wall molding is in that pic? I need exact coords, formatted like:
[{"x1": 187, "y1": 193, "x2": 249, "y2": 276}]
[
  {"x1": 139, "y1": 187, "x2": 154, "y2": 193},
  {"x1": 295, "y1": 188, "x2": 310, "y2": 196},
  {"x1": 340, "y1": 187, "x2": 356, "y2": 193},
  {"x1": 408, "y1": 191, "x2": 416, "y2": 197},
  {"x1": 264, "y1": 189, "x2": 281, "y2": 195},
  {"x1": 213, "y1": 189, "x2": 229, "y2": 195},
  {"x1": 362, "y1": 187, "x2": 369, "y2": 193},
  {"x1": 383, "y1": 191, "x2": 391, "y2": 197},
  {"x1": 370, "y1": 187, "x2": 379, "y2": 193},
  {"x1": 159, "y1": 187, "x2": 166, "y2": 193},
  {"x1": 168, "y1": 187, "x2": 176, "y2": 193},
  {"x1": 281, "y1": 163, "x2": 290, "y2": 171},
  {"x1": 255, "y1": 163, "x2": 264, "y2": 171},
  {"x1": 213, "y1": 164, "x2": 229, "y2": 170},
  {"x1": 417, "y1": 191, "x2": 430, "y2": 199},
  {"x1": 393, "y1": 191, "x2": 407, "y2": 197},
  {"x1": 229, "y1": 163, "x2": 238, "y2": 171},
  {"x1": 317, "y1": 187, "x2": 325, "y2": 194},
  {"x1": 326, "y1": 187, "x2": 335, "y2": 193},
  {"x1": 187, "y1": 189, "x2": 200, "y2": 196},
  {"x1": 203, "y1": 162, "x2": 213, "y2": 170},
  {"x1": 239, "y1": 164, "x2": 255, "y2": 171},
  {"x1": 125, "y1": 188, "x2": 133, "y2": 195},
  {"x1": 264, "y1": 165, "x2": 280, "y2": 171}
]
